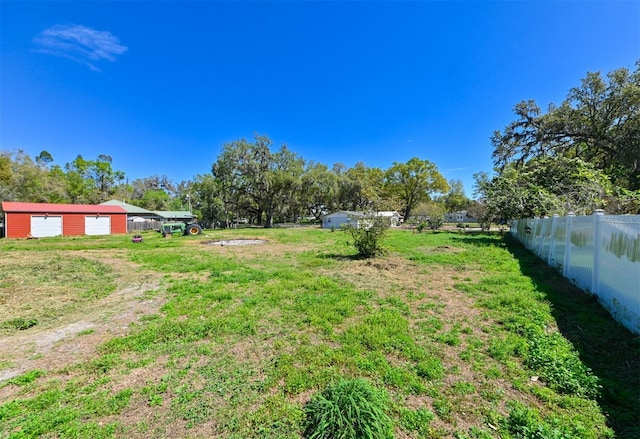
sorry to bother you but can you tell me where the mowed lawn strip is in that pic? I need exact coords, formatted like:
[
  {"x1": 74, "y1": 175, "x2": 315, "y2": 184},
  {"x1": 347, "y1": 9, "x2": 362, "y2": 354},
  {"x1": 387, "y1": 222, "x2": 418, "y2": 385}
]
[{"x1": 0, "y1": 228, "x2": 637, "y2": 438}]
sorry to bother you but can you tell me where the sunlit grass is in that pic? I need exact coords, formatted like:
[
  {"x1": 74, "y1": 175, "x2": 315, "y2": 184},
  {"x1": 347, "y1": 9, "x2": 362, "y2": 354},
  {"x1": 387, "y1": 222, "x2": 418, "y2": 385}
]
[{"x1": 0, "y1": 228, "x2": 636, "y2": 438}]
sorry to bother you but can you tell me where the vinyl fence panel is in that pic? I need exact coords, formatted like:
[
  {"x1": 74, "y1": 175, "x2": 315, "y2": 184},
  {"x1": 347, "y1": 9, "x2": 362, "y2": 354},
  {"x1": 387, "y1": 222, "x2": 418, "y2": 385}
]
[{"x1": 511, "y1": 212, "x2": 640, "y2": 335}]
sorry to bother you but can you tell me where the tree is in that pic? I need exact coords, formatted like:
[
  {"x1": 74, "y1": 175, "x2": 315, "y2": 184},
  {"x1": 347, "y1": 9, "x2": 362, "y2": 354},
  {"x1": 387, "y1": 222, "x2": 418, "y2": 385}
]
[
  {"x1": 344, "y1": 162, "x2": 386, "y2": 211},
  {"x1": 0, "y1": 152, "x2": 14, "y2": 201},
  {"x1": 331, "y1": 162, "x2": 386, "y2": 212},
  {"x1": 300, "y1": 162, "x2": 340, "y2": 220},
  {"x1": 35, "y1": 150, "x2": 54, "y2": 169},
  {"x1": 211, "y1": 134, "x2": 305, "y2": 228},
  {"x1": 384, "y1": 157, "x2": 449, "y2": 222},
  {"x1": 64, "y1": 154, "x2": 125, "y2": 203},
  {"x1": 442, "y1": 179, "x2": 470, "y2": 213},
  {"x1": 129, "y1": 175, "x2": 175, "y2": 201},
  {"x1": 138, "y1": 190, "x2": 168, "y2": 210},
  {"x1": 3, "y1": 150, "x2": 67, "y2": 203},
  {"x1": 492, "y1": 62, "x2": 640, "y2": 190},
  {"x1": 466, "y1": 200, "x2": 492, "y2": 231},
  {"x1": 187, "y1": 174, "x2": 225, "y2": 227},
  {"x1": 473, "y1": 157, "x2": 615, "y2": 222}
]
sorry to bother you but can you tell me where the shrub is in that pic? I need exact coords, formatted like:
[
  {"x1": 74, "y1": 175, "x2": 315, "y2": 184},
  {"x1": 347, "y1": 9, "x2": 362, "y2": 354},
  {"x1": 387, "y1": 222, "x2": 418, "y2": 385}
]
[
  {"x1": 344, "y1": 216, "x2": 389, "y2": 258},
  {"x1": 304, "y1": 378, "x2": 393, "y2": 439},
  {"x1": 426, "y1": 216, "x2": 444, "y2": 230}
]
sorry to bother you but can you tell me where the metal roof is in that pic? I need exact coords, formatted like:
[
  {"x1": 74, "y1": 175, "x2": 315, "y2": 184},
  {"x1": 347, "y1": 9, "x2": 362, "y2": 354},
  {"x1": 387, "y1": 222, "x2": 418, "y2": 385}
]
[
  {"x1": 100, "y1": 200, "x2": 156, "y2": 214},
  {"x1": 324, "y1": 211, "x2": 400, "y2": 218},
  {"x1": 1, "y1": 202, "x2": 127, "y2": 214},
  {"x1": 152, "y1": 210, "x2": 194, "y2": 219}
]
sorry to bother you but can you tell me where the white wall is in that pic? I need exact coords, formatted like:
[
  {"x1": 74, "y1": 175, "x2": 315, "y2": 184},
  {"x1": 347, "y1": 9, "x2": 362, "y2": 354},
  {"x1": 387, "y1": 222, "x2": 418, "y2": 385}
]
[
  {"x1": 322, "y1": 213, "x2": 352, "y2": 229},
  {"x1": 511, "y1": 212, "x2": 640, "y2": 335}
]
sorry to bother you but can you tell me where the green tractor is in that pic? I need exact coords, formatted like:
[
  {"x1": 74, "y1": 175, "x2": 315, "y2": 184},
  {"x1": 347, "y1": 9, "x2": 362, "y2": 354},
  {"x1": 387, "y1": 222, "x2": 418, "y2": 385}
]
[{"x1": 160, "y1": 222, "x2": 202, "y2": 237}]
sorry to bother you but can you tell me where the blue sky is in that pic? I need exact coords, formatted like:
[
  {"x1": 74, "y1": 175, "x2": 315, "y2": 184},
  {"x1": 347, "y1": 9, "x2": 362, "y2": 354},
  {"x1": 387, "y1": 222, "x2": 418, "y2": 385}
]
[{"x1": 1, "y1": 1, "x2": 638, "y2": 197}]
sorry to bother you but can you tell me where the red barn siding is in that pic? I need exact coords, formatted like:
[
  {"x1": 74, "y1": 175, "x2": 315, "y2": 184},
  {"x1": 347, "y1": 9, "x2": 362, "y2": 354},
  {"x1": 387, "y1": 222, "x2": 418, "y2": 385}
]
[
  {"x1": 111, "y1": 214, "x2": 126, "y2": 234},
  {"x1": 63, "y1": 214, "x2": 86, "y2": 236},
  {"x1": 5, "y1": 213, "x2": 31, "y2": 238}
]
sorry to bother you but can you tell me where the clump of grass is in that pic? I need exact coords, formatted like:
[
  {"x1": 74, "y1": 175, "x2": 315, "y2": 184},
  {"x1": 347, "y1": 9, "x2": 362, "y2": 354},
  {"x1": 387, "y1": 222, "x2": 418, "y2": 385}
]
[
  {"x1": 416, "y1": 356, "x2": 445, "y2": 381},
  {"x1": 7, "y1": 369, "x2": 46, "y2": 385},
  {"x1": 398, "y1": 407, "x2": 434, "y2": 435},
  {"x1": 304, "y1": 378, "x2": 393, "y2": 439},
  {"x1": 3, "y1": 317, "x2": 38, "y2": 330}
]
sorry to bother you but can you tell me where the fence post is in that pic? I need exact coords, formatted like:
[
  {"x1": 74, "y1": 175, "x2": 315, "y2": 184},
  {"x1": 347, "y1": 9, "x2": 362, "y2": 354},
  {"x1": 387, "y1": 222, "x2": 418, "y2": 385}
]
[
  {"x1": 548, "y1": 214, "x2": 559, "y2": 265},
  {"x1": 592, "y1": 209, "x2": 605, "y2": 295},
  {"x1": 538, "y1": 217, "x2": 546, "y2": 256},
  {"x1": 563, "y1": 212, "x2": 575, "y2": 278}
]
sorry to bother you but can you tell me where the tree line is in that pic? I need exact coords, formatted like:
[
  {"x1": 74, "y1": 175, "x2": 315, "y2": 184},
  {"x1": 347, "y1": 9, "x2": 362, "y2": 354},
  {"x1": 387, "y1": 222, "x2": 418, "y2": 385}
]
[{"x1": 0, "y1": 142, "x2": 467, "y2": 228}]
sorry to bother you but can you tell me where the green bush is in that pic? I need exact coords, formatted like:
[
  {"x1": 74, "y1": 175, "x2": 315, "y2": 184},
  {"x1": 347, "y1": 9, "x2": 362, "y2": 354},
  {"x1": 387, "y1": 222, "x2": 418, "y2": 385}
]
[
  {"x1": 426, "y1": 216, "x2": 444, "y2": 230},
  {"x1": 344, "y1": 216, "x2": 389, "y2": 258},
  {"x1": 304, "y1": 378, "x2": 393, "y2": 439}
]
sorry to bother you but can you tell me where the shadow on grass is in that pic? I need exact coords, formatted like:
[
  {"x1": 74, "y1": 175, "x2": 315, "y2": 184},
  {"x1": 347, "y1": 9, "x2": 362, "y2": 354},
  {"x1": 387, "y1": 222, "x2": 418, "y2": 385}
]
[
  {"x1": 499, "y1": 234, "x2": 640, "y2": 438},
  {"x1": 318, "y1": 253, "x2": 370, "y2": 261},
  {"x1": 445, "y1": 231, "x2": 510, "y2": 249}
]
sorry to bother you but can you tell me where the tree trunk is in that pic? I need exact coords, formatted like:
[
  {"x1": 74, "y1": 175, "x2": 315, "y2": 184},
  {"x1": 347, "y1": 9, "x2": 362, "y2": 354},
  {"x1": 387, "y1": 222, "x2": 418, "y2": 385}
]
[
  {"x1": 264, "y1": 208, "x2": 274, "y2": 228},
  {"x1": 404, "y1": 206, "x2": 412, "y2": 222}
]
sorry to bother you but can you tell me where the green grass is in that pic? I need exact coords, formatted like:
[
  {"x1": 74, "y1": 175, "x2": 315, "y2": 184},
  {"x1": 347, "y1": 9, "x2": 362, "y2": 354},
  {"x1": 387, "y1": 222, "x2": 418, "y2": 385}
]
[
  {"x1": 0, "y1": 251, "x2": 117, "y2": 334},
  {"x1": 304, "y1": 378, "x2": 393, "y2": 439},
  {"x1": 0, "y1": 228, "x2": 637, "y2": 438}
]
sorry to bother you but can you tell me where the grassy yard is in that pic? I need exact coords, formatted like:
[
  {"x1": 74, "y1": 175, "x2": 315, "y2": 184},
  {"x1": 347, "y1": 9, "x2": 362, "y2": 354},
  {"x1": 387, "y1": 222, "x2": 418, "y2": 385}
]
[{"x1": 0, "y1": 228, "x2": 637, "y2": 438}]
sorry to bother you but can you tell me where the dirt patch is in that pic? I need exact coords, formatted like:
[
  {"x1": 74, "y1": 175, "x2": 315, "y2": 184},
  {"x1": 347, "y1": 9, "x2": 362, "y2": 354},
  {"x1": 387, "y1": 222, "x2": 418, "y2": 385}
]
[
  {"x1": 203, "y1": 239, "x2": 267, "y2": 246},
  {"x1": 191, "y1": 236, "x2": 317, "y2": 260},
  {"x1": 0, "y1": 251, "x2": 164, "y2": 384}
]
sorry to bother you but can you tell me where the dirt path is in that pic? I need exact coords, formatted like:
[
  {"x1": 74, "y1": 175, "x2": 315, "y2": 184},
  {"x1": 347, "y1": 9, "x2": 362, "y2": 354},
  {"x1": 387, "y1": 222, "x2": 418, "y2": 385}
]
[{"x1": 0, "y1": 255, "x2": 164, "y2": 383}]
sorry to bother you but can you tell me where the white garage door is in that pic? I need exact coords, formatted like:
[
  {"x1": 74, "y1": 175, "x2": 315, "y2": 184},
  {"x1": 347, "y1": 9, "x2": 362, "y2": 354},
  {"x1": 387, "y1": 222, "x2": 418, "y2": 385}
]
[
  {"x1": 31, "y1": 216, "x2": 63, "y2": 237},
  {"x1": 85, "y1": 216, "x2": 111, "y2": 235}
]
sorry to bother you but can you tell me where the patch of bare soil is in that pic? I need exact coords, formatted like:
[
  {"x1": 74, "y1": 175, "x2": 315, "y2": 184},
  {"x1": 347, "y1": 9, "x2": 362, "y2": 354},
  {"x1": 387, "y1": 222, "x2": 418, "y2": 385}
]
[
  {"x1": 189, "y1": 235, "x2": 318, "y2": 260},
  {"x1": 0, "y1": 251, "x2": 164, "y2": 386},
  {"x1": 203, "y1": 239, "x2": 267, "y2": 246}
]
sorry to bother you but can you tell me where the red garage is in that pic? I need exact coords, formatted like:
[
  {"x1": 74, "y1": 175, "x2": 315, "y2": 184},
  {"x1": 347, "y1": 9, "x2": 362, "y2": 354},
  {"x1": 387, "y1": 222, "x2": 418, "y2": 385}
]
[{"x1": 1, "y1": 202, "x2": 127, "y2": 238}]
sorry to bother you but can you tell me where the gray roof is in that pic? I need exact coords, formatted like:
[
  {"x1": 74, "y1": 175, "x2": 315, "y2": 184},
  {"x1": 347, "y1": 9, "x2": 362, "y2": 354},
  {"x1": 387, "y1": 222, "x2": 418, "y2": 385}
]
[
  {"x1": 101, "y1": 201, "x2": 193, "y2": 220},
  {"x1": 100, "y1": 200, "x2": 155, "y2": 214},
  {"x1": 324, "y1": 210, "x2": 399, "y2": 218},
  {"x1": 152, "y1": 211, "x2": 194, "y2": 219}
]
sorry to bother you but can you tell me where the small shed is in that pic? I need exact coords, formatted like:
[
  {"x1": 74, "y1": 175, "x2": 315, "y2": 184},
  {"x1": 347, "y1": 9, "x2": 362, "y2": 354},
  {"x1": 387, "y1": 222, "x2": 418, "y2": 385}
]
[{"x1": 1, "y1": 202, "x2": 127, "y2": 238}]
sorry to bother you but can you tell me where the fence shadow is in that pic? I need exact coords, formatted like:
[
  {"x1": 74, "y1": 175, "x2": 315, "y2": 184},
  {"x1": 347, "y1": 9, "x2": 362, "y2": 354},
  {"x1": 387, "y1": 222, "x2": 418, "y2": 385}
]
[{"x1": 500, "y1": 234, "x2": 639, "y2": 437}]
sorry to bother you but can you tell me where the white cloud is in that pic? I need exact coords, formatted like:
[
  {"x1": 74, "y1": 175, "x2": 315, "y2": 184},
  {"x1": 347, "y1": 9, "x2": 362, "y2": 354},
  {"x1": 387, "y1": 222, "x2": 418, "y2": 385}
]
[{"x1": 34, "y1": 24, "x2": 127, "y2": 71}]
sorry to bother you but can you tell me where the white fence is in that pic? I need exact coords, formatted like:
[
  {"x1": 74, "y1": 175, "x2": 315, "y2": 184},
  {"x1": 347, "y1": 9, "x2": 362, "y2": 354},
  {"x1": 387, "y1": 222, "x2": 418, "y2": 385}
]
[{"x1": 511, "y1": 211, "x2": 640, "y2": 335}]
